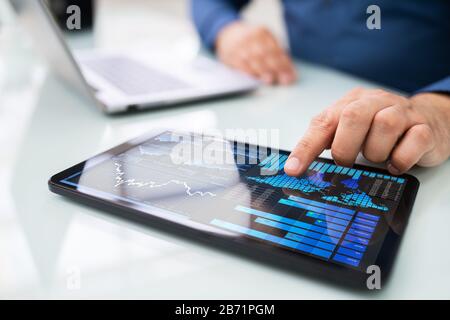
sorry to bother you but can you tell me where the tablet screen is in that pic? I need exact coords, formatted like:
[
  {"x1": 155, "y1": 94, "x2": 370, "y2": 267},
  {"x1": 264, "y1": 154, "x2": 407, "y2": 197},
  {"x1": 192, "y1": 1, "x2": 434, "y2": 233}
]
[{"x1": 58, "y1": 131, "x2": 410, "y2": 271}]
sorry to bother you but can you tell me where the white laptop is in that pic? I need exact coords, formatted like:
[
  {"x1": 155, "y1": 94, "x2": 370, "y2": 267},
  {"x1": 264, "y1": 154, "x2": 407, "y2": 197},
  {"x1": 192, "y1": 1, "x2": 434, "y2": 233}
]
[{"x1": 10, "y1": 0, "x2": 259, "y2": 114}]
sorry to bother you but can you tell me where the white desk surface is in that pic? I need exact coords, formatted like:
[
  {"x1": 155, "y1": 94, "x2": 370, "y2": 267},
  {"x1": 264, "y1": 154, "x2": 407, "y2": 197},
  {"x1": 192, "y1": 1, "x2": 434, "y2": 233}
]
[{"x1": 1, "y1": 1, "x2": 449, "y2": 299}]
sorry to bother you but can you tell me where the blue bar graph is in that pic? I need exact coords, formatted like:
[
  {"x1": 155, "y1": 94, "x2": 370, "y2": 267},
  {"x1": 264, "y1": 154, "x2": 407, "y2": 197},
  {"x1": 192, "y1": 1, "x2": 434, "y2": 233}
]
[
  {"x1": 341, "y1": 240, "x2": 367, "y2": 252},
  {"x1": 220, "y1": 201, "x2": 381, "y2": 268},
  {"x1": 354, "y1": 217, "x2": 377, "y2": 227},
  {"x1": 332, "y1": 254, "x2": 360, "y2": 267},
  {"x1": 232, "y1": 205, "x2": 375, "y2": 267},
  {"x1": 348, "y1": 228, "x2": 372, "y2": 239},
  {"x1": 235, "y1": 205, "x2": 344, "y2": 229},
  {"x1": 357, "y1": 211, "x2": 380, "y2": 221},
  {"x1": 306, "y1": 160, "x2": 407, "y2": 185},
  {"x1": 344, "y1": 234, "x2": 369, "y2": 246},
  {"x1": 235, "y1": 205, "x2": 340, "y2": 235},
  {"x1": 278, "y1": 199, "x2": 353, "y2": 221},
  {"x1": 258, "y1": 153, "x2": 277, "y2": 167},
  {"x1": 308, "y1": 161, "x2": 317, "y2": 170},
  {"x1": 255, "y1": 217, "x2": 342, "y2": 242},
  {"x1": 247, "y1": 157, "x2": 393, "y2": 268},
  {"x1": 210, "y1": 219, "x2": 332, "y2": 259},
  {"x1": 314, "y1": 162, "x2": 324, "y2": 171},
  {"x1": 305, "y1": 212, "x2": 349, "y2": 227},
  {"x1": 313, "y1": 219, "x2": 346, "y2": 232},
  {"x1": 351, "y1": 222, "x2": 375, "y2": 233},
  {"x1": 288, "y1": 195, "x2": 355, "y2": 215},
  {"x1": 259, "y1": 153, "x2": 288, "y2": 172},
  {"x1": 337, "y1": 247, "x2": 364, "y2": 260},
  {"x1": 285, "y1": 233, "x2": 335, "y2": 251}
]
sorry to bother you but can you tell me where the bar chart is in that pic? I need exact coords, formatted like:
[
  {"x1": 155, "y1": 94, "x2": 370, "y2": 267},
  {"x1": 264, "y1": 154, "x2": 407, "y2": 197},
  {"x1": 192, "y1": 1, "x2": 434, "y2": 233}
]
[
  {"x1": 211, "y1": 198, "x2": 381, "y2": 268},
  {"x1": 307, "y1": 160, "x2": 406, "y2": 184}
]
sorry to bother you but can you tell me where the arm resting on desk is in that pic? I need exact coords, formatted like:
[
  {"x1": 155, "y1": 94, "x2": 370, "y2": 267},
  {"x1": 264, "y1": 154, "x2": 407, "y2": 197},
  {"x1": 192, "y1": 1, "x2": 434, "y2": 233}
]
[{"x1": 190, "y1": 0, "x2": 296, "y2": 85}]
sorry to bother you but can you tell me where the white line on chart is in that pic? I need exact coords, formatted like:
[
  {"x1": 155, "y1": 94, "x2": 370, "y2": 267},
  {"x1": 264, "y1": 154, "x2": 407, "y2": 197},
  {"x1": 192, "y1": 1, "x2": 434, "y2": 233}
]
[{"x1": 113, "y1": 162, "x2": 216, "y2": 197}]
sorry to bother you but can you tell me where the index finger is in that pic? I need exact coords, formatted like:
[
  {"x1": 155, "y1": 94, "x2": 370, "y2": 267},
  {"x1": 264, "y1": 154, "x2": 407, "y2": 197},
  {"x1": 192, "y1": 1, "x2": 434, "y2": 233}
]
[
  {"x1": 284, "y1": 89, "x2": 363, "y2": 176},
  {"x1": 284, "y1": 110, "x2": 337, "y2": 176}
]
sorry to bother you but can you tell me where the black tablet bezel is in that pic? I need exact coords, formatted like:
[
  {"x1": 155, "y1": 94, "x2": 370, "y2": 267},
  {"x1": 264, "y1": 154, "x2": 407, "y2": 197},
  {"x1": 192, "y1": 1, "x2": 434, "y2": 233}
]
[{"x1": 48, "y1": 129, "x2": 420, "y2": 289}]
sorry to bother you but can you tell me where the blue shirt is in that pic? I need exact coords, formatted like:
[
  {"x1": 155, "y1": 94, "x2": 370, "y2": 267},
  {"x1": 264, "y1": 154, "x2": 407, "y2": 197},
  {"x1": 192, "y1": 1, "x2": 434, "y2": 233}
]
[{"x1": 191, "y1": 0, "x2": 450, "y2": 94}]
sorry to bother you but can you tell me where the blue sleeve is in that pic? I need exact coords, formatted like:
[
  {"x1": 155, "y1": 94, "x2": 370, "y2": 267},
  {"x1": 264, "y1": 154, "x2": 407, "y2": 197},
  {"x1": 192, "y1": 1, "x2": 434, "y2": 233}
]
[
  {"x1": 190, "y1": 0, "x2": 250, "y2": 49},
  {"x1": 416, "y1": 76, "x2": 450, "y2": 95}
]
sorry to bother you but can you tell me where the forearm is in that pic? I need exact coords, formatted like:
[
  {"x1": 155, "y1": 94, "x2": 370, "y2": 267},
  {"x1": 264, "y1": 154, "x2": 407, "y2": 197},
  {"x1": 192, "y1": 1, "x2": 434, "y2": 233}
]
[{"x1": 190, "y1": 0, "x2": 250, "y2": 49}]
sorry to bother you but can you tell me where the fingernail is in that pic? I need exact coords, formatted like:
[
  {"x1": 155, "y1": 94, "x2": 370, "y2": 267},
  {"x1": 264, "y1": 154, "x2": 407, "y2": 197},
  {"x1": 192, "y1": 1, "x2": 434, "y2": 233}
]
[
  {"x1": 387, "y1": 162, "x2": 401, "y2": 175},
  {"x1": 284, "y1": 157, "x2": 301, "y2": 173}
]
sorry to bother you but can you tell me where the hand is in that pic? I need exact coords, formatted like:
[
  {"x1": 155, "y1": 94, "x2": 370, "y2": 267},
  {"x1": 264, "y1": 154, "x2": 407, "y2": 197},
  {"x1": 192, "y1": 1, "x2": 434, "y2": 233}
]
[
  {"x1": 284, "y1": 88, "x2": 450, "y2": 176},
  {"x1": 216, "y1": 21, "x2": 297, "y2": 85}
]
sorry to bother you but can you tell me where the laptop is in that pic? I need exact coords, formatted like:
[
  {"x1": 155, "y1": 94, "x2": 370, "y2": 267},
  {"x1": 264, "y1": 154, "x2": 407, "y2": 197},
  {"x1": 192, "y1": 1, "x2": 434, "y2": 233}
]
[{"x1": 10, "y1": 0, "x2": 260, "y2": 114}]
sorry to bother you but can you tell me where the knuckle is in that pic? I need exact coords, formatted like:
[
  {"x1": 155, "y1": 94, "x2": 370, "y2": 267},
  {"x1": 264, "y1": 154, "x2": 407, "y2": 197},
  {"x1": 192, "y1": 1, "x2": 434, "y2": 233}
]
[
  {"x1": 373, "y1": 110, "x2": 398, "y2": 132},
  {"x1": 310, "y1": 110, "x2": 334, "y2": 133},
  {"x1": 341, "y1": 104, "x2": 364, "y2": 123},
  {"x1": 413, "y1": 124, "x2": 433, "y2": 143}
]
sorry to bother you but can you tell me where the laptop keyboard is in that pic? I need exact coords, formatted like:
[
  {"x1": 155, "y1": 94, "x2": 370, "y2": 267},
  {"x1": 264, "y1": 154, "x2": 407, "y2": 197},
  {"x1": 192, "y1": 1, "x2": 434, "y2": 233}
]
[{"x1": 82, "y1": 56, "x2": 191, "y2": 96}]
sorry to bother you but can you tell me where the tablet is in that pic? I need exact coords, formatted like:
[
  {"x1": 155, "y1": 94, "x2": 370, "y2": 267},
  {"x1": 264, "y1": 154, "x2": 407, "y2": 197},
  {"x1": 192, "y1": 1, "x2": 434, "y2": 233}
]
[{"x1": 49, "y1": 129, "x2": 419, "y2": 288}]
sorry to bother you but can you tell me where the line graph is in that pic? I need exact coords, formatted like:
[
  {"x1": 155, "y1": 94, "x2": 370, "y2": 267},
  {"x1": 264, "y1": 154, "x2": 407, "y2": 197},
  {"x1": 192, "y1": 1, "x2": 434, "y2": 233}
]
[{"x1": 113, "y1": 162, "x2": 216, "y2": 197}]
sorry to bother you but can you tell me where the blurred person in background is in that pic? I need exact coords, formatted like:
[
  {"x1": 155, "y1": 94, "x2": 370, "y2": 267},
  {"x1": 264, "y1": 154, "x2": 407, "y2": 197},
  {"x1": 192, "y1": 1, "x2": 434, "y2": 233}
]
[{"x1": 191, "y1": 0, "x2": 450, "y2": 176}]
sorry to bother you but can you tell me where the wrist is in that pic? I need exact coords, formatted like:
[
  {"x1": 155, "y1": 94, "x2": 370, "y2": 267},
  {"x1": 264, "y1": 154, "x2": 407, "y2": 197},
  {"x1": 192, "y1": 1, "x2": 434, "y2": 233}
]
[{"x1": 410, "y1": 92, "x2": 450, "y2": 160}]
